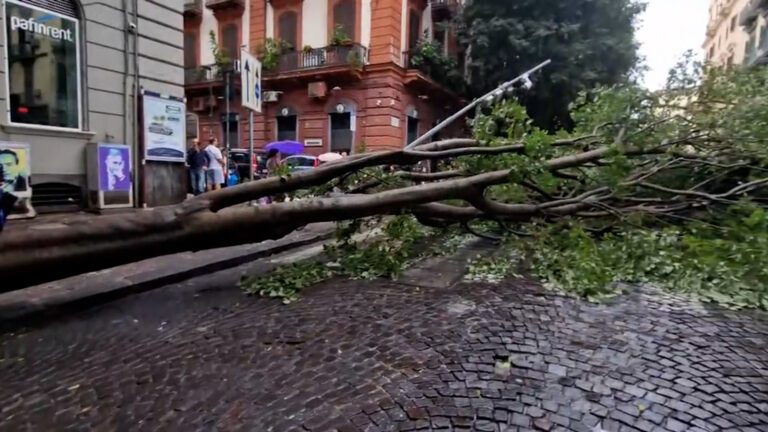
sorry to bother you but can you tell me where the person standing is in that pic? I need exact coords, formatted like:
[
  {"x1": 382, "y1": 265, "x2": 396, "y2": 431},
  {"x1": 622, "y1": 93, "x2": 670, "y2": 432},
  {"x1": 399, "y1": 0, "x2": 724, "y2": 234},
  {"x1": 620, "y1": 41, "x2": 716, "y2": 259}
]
[
  {"x1": 204, "y1": 138, "x2": 225, "y2": 191},
  {"x1": 187, "y1": 139, "x2": 207, "y2": 195},
  {"x1": 265, "y1": 149, "x2": 281, "y2": 176}
]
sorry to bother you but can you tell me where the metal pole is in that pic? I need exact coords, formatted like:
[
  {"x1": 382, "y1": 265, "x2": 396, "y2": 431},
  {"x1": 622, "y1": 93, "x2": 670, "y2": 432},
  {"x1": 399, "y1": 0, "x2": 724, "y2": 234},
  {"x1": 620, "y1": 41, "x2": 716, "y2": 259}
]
[
  {"x1": 249, "y1": 111, "x2": 254, "y2": 182},
  {"x1": 225, "y1": 70, "x2": 231, "y2": 157},
  {"x1": 405, "y1": 59, "x2": 551, "y2": 149}
]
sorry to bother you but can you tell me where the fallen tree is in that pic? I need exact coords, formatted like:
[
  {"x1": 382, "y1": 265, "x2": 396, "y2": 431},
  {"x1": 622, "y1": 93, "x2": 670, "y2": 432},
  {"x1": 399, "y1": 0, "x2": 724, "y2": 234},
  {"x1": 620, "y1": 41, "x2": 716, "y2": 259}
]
[{"x1": 2, "y1": 64, "x2": 767, "y2": 307}]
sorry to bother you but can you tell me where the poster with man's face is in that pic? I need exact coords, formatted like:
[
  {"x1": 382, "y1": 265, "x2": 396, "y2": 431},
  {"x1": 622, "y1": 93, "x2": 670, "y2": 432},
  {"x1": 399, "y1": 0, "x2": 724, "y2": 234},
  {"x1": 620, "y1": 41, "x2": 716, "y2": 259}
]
[
  {"x1": 98, "y1": 145, "x2": 131, "y2": 191},
  {"x1": 0, "y1": 143, "x2": 30, "y2": 196}
]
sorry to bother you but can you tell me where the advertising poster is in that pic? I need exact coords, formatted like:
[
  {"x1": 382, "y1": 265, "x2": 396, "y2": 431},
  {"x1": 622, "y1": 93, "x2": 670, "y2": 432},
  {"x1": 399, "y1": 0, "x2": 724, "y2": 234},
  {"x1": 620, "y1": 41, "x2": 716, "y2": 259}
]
[
  {"x1": 143, "y1": 93, "x2": 186, "y2": 162},
  {"x1": 0, "y1": 142, "x2": 31, "y2": 198},
  {"x1": 98, "y1": 145, "x2": 131, "y2": 191}
]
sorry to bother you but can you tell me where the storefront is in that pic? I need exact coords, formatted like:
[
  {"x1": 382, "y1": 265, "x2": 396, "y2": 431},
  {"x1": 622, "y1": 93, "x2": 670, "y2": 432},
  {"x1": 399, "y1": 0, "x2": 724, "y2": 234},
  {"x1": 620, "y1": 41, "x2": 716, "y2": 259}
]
[{"x1": 0, "y1": 0, "x2": 185, "y2": 212}]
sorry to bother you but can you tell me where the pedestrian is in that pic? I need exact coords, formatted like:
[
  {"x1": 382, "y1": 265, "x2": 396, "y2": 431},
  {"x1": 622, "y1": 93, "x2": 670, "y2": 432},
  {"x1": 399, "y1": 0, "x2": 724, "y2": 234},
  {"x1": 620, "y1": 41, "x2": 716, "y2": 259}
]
[
  {"x1": 265, "y1": 149, "x2": 281, "y2": 176},
  {"x1": 187, "y1": 138, "x2": 207, "y2": 195},
  {"x1": 204, "y1": 137, "x2": 225, "y2": 191}
]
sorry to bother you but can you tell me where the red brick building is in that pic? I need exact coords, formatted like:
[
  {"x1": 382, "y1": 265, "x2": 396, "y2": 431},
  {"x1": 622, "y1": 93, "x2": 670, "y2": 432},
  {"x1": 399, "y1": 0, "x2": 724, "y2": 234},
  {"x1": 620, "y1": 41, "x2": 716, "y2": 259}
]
[{"x1": 183, "y1": 0, "x2": 463, "y2": 155}]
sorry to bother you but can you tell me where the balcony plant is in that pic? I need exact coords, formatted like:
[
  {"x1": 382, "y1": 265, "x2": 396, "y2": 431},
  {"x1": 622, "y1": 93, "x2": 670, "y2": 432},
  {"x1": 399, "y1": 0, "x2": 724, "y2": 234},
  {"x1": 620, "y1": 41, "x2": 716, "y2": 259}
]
[
  {"x1": 347, "y1": 50, "x2": 364, "y2": 68},
  {"x1": 330, "y1": 24, "x2": 353, "y2": 46},
  {"x1": 209, "y1": 30, "x2": 231, "y2": 77},
  {"x1": 303, "y1": 45, "x2": 314, "y2": 53},
  {"x1": 408, "y1": 36, "x2": 463, "y2": 91},
  {"x1": 255, "y1": 38, "x2": 292, "y2": 71}
]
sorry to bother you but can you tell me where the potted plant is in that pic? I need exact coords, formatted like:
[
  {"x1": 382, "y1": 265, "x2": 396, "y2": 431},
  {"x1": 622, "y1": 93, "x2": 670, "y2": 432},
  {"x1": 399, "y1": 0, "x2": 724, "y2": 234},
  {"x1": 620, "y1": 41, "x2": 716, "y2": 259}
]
[
  {"x1": 330, "y1": 24, "x2": 353, "y2": 46},
  {"x1": 347, "y1": 50, "x2": 364, "y2": 68},
  {"x1": 303, "y1": 45, "x2": 313, "y2": 53}
]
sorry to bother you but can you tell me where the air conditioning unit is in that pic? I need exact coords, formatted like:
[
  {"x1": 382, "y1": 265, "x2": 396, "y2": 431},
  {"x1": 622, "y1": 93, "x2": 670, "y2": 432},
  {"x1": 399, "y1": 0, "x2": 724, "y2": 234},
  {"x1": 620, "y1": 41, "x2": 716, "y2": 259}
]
[
  {"x1": 308, "y1": 81, "x2": 328, "y2": 99},
  {"x1": 263, "y1": 91, "x2": 281, "y2": 103},
  {"x1": 191, "y1": 97, "x2": 206, "y2": 111}
]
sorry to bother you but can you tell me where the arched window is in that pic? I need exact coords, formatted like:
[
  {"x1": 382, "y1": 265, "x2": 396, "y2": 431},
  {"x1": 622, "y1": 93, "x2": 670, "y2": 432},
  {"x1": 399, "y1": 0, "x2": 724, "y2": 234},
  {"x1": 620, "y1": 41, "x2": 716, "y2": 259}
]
[
  {"x1": 328, "y1": 100, "x2": 355, "y2": 154},
  {"x1": 222, "y1": 24, "x2": 239, "y2": 61},
  {"x1": 4, "y1": 0, "x2": 81, "y2": 129},
  {"x1": 333, "y1": 0, "x2": 356, "y2": 41},
  {"x1": 276, "y1": 106, "x2": 298, "y2": 141},
  {"x1": 278, "y1": 11, "x2": 298, "y2": 50}
]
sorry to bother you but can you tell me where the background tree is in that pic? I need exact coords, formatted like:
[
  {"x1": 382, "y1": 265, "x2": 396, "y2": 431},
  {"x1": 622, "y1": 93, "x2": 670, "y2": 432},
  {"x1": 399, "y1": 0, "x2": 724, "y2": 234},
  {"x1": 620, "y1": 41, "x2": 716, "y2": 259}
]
[{"x1": 457, "y1": 0, "x2": 645, "y2": 131}]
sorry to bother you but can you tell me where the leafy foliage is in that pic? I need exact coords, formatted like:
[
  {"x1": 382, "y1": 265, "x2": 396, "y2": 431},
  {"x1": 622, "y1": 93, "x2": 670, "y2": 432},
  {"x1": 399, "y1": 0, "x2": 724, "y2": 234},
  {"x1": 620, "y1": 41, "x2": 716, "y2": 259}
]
[
  {"x1": 209, "y1": 30, "x2": 231, "y2": 68},
  {"x1": 241, "y1": 216, "x2": 460, "y2": 302},
  {"x1": 255, "y1": 38, "x2": 292, "y2": 71},
  {"x1": 457, "y1": 0, "x2": 645, "y2": 130},
  {"x1": 409, "y1": 36, "x2": 465, "y2": 92},
  {"x1": 527, "y1": 206, "x2": 768, "y2": 309},
  {"x1": 330, "y1": 24, "x2": 353, "y2": 46}
]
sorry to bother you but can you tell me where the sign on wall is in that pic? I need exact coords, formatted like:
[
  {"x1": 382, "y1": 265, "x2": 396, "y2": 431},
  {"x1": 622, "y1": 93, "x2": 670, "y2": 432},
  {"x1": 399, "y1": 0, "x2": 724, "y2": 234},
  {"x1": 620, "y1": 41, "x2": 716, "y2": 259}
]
[
  {"x1": 0, "y1": 142, "x2": 31, "y2": 198},
  {"x1": 240, "y1": 49, "x2": 262, "y2": 113},
  {"x1": 98, "y1": 144, "x2": 131, "y2": 191},
  {"x1": 142, "y1": 92, "x2": 187, "y2": 162}
]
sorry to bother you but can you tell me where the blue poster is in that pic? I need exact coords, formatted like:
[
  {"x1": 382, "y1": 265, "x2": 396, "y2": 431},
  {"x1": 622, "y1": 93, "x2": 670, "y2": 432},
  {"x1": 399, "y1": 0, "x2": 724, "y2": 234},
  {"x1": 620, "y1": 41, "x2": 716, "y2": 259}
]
[{"x1": 98, "y1": 145, "x2": 131, "y2": 191}]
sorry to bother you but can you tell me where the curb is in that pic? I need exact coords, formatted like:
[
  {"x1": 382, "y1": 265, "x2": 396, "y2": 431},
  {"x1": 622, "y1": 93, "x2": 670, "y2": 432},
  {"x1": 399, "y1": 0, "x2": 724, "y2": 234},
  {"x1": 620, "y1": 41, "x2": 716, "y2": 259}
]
[{"x1": 0, "y1": 230, "x2": 335, "y2": 331}]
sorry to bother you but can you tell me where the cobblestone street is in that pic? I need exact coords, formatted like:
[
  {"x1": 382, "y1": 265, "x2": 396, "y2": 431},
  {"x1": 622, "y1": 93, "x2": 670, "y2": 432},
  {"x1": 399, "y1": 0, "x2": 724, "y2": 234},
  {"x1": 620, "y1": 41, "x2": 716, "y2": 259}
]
[{"x1": 1, "y1": 254, "x2": 767, "y2": 432}]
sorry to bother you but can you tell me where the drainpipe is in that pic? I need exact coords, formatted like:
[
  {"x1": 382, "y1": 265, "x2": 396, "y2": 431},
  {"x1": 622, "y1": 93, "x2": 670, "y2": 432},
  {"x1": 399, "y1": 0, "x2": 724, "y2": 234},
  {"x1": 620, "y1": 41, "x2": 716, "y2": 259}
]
[
  {"x1": 132, "y1": 0, "x2": 141, "y2": 207},
  {"x1": 123, "y1": 0, "x2": 130, "y2": 152}
]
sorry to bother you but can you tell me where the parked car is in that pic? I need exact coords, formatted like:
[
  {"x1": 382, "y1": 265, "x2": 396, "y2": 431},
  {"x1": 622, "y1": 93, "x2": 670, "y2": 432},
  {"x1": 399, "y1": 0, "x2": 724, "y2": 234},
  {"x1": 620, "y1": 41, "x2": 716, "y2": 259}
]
[
  {"x1": 229, "y1": 149, "x2": 267, "y2": 182},
  {"x1": 282, "y1": 155, "x2": 318, "y2": 174}
]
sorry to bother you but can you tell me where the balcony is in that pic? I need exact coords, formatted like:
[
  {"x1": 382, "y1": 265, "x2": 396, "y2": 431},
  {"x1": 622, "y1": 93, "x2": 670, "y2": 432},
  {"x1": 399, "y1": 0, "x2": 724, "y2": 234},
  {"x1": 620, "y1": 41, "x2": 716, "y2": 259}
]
[
  {"x1": 205, "y1": 0, "x2": 245, "y2": 11},
  {"x1": 184, "y1": 0, "x2": 202, "y2": 17},
  {"x1": 432, "y1": 0, "x2": 460, "y2": 19},
  {"x1": 401, "y1": 50, "x2": 463, "y2": 101},
  {"x1": 263, "y1": 44, "x2": 367, "y2": 82},
  {"x1": 184, "y1": 64, "x2": 230, "y2": 86},
  {"x1": 739, "y1": 0, "x2": 768, "y2": 28}
]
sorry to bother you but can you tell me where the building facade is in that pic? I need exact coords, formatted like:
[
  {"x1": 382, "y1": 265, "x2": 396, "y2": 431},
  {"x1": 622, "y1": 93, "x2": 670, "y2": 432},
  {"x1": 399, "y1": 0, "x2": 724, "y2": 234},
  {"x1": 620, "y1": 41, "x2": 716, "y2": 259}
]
[
  {"x1": 0, "y1": 0, "x2": 185, "y2": 211},
  {"x1": 740, "y1": 0, "x2": 768, "y2": 65},
  {"x1": 704, "y1": 0, "x2": 767, "y2": 67},
  {"x1": 183, "y1": 0, "x2": 464, "y2": 157}
]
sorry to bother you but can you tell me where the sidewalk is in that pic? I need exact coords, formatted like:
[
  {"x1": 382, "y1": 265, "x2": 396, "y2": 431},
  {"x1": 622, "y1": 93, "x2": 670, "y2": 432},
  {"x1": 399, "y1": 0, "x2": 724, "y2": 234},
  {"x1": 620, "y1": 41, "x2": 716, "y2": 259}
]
[{"x1": 0, "y1": 213, "x2": 335, "y2": 324}]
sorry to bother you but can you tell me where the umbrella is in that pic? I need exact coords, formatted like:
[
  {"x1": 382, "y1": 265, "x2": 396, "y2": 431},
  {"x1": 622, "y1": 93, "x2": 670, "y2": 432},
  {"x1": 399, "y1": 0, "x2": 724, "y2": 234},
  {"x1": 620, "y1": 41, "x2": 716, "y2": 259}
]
[
  {"x1": 265, "y1": 141, "x2": 304, "y2": 156},
  {"x1": 318, "y1": 152, "x2": 344, "y2": 163}
]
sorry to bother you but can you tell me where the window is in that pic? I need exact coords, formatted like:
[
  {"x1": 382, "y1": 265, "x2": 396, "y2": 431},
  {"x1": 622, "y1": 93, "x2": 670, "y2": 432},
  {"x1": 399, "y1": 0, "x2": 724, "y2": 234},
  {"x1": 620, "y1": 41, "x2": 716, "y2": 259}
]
[
  {"x1": 221, "y1": 24, "x2": 238, "y2": 61},
  {"x1": 184, "y1": 32, "x2": 197, "y2": 68},
  {"x1": 333, "y1": 0, "x2": 356, "y2": 41},
  {"x1": 409, "y1": 9, "x2": 421, "y2": 51},
  {"x1": 731, "y1": 15, "x2": 737, "y2": 32},
  {"x1": 278, "y1": 11, "x2": 298, "y2": 50},
  {"x1": 5, "y1": 0, "x2": 80, "y2": 129}
]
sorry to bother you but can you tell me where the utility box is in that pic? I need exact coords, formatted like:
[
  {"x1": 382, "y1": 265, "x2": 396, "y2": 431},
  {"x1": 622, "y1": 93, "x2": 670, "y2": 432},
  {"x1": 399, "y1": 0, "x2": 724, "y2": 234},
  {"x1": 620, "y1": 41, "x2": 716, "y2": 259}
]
[{"x1": 86, "y1": 142, "x2": 134, "y2": 209}]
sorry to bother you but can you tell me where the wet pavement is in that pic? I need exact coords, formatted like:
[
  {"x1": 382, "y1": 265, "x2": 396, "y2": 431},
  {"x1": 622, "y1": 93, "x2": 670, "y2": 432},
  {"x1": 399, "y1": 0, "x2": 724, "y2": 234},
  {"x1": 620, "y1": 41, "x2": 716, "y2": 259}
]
[{"x1": 1, "y1": 251, "x2": 767, "y2": 432}]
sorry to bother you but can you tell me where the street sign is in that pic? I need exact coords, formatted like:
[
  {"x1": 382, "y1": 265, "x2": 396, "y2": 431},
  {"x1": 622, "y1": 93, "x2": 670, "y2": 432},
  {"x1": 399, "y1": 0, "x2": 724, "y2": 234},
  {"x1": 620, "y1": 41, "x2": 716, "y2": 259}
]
[{"x1": 240, "y1": 49, "x2": 262, "y2": 113}]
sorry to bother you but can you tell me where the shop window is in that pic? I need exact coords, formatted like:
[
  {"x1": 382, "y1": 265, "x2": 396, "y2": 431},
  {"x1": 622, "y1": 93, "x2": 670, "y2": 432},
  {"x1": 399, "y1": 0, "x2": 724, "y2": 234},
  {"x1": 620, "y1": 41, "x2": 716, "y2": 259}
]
[
  {"x1": 333, "y1": 0, "x2": 356, "y2": 40},
  {"x1": 278, "y1": 11, "x2": 298, "y2": 50},
  {"x1": 222, "y1": 23, "x2": 238, "y2": 60},
  {"x1": 5, "y1": 0, "x2": 81, "y2": 129}
]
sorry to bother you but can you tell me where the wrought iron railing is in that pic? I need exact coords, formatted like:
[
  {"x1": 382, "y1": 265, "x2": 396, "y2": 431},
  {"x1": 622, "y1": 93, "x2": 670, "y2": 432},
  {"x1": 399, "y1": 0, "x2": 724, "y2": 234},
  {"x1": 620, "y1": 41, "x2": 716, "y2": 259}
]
[
  {"x1": 185, "y1": 64, "x2": 228, "y2": 84},
  {"x1": 266, "y1": 44, "x2": 368, "y2": 74}
]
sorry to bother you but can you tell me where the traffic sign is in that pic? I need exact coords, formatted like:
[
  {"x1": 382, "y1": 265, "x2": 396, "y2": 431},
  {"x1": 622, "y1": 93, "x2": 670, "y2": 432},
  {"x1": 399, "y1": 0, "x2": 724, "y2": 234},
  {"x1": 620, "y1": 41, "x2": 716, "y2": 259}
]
[{"x1": 240, "y1": 49, "x2": 262, "y2": 113}]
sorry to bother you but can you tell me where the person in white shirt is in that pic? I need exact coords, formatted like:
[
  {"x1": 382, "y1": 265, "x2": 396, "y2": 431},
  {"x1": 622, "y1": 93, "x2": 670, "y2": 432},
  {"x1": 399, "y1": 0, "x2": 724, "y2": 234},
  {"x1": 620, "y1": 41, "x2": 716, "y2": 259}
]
[{"x1": 204, "y1": 138, "x2": 225, "y2": 191}]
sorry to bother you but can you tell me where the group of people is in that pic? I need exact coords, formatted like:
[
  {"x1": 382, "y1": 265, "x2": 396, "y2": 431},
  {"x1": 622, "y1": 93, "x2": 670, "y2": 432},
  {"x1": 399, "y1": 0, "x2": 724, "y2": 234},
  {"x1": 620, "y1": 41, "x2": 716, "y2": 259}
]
[
  {"x1": 186, "y1": 137, "x2": 226, "y2": 196},
  {"x1": 187, "y1": 137, "x2": 283, "y2": 197}
]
